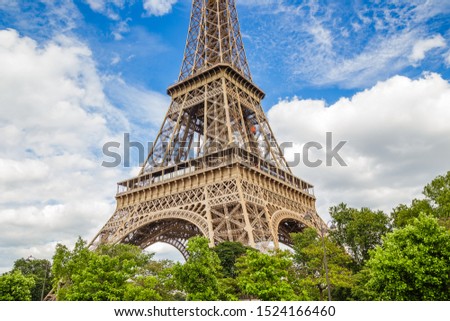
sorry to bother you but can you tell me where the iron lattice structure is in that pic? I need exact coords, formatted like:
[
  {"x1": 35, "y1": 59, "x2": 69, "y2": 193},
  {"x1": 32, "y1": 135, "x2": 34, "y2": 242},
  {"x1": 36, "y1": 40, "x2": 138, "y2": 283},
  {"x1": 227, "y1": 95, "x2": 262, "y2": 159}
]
[{"x1": 91, "y1": 0, "x2": 325, "y2": 257}]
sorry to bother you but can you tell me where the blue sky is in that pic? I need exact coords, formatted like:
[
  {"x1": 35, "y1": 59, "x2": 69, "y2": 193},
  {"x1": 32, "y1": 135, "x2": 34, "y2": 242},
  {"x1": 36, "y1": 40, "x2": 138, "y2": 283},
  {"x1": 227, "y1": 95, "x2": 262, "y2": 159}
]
[
  {"x1": 2, "y1": 0, "x2": 449, "y2": 105},
  {"x1": 0, "y1": 0, "x2": 450, "y2": 269}
]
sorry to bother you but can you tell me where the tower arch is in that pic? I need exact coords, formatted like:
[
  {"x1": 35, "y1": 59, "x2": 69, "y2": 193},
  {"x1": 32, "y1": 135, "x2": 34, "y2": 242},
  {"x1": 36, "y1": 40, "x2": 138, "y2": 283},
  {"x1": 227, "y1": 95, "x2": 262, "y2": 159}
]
[
  {"x1": 118, "y1": 209, "x2": 209, "y2": 259},
  {"x1": 270, "y1": 210, "x2": 317, "y2": 248}
]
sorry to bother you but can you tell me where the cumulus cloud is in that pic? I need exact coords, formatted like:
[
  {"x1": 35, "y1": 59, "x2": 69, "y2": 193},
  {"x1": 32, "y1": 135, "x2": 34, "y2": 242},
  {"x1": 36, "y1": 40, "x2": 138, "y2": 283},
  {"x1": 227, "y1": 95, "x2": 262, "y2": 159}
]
[
  {"x1": 0, "y1": 29, "x2": 128, "y2": 272},
  {"x1": 0, "y1": 159, "x2": 50, "y2": 183},
  {"x1": 268, "y1": 73, "x2": 450, "y2": 218},
  {"x1": 0, "y1": 28, "x2": 181, "y2": 272},
  {"x1": 409, "y1": 35, "x2": 446, "y2": 63},
  {"x1": 0, "y1": 29, "x2": 122, "y2": 155},
  {"x1": 143, "y1": 0, "x2": 177, "y2": 17}
]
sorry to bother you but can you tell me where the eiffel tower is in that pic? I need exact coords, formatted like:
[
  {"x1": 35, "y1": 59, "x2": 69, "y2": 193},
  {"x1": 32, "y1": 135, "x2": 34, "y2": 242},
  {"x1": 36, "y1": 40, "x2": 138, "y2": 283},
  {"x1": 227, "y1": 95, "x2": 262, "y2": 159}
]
[{"x1": 91, "y1": 0, "x2": 325, "y2": 257}]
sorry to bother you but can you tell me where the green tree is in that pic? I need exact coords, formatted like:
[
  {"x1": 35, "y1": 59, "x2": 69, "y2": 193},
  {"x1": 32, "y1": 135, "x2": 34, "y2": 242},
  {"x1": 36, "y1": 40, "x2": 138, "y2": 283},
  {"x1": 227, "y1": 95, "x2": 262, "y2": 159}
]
[
  {"x1": 0, "y1": 270, "x2": 35, "y2": 301},
  {"x1": 51, "y1": 238, "x2": 91, "y2": 297},
  {"x1": 329, "y1": 203, "x2": 391, "y2": 270},
  {"x1": 52, "y1": 238, "x2": 161, "y2": 301},
  {"x1": 391, "y1": 199, "x2": 433, "y2": 228},
  {"x1": 172, "y1": 236, "x2": 233, "y2": 301},
  {"x1": 124, "y1": 260, "x2": 182, "y2": 301},
  {"x1": 360, "y1": 215, "x2": 450, "y2": 300},
  {"x1": 235, "y1": 250, "x2": 300, "y2": 301},
  {"x1": 12, "y1": 258, "x2": 52, "y2": 301},
  {"x1": 292, "y1": 228, "x2": 354, "y2": 301},
  {"x1": 423, "y1": 171, "x2": 450, "y2": 219},
  {"x1": 213, "y1": 241, "x2": 254, "y2": 278},
  {"x1": 391, "y1": 171, "x2": 450, "y2": 229},
  {"x1": 124, "y1": 275, "x2": 164, "y2": 301}
]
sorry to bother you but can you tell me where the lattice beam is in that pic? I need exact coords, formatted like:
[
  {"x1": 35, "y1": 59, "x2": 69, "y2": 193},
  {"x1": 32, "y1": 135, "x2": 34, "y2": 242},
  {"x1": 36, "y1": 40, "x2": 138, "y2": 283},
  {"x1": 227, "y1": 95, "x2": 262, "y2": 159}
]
[
  {"x1": 179, "y1": 0, "x2": 251, "y2": 81},
  {"x1": 91, "y1": 0, "x2": 325, "y2": 259}
]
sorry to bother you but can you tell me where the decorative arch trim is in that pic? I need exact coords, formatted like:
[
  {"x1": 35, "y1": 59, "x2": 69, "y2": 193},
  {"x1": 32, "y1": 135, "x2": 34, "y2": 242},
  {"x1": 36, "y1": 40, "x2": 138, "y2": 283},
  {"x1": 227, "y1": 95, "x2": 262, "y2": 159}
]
[
  {"x1": 270, "y1": 209, "x2": 316, "y2": 246},
  {"x1": 115, "y1": 209, "x2": 209, "y2": 244}
]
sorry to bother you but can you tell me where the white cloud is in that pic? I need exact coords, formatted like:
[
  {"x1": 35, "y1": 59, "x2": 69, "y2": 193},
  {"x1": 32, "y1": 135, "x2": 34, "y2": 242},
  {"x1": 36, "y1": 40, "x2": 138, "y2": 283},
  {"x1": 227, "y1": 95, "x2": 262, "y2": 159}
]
[
  {"x1": 309, "y1": 25, "x2": 333, "y2": 48},
  {"x1": 111, "y1": 53, "x2": 121, "y2": 65},
  {"x1": 313, "y1": 31, "x2": 418, "y2": 88},
  {"x1": 143, "y1": 0, "x2": 177, "y2": 17},
  {"x1": 0, "y1": 28, "x2": 180, "y2": 272},
  {"x1": 241, "y1": 1, "x2": 450, "y2": 88},
  {"x1": 0, "y1": 29, "x2": 129, "y2": 272},
  {"x1": 238, "y1": 0, "x2": 277, "y2": 6},
  {"x1": 0, "y1": 159, "x2": 50, "y2": 183},
  {"x1": 0, "y1": 0, "x2": 18, "y2": 10},
  {"x1": 0, "y1": 201, "x2": 116, "y2": 272},
  {"x1": 104, "y1": 76, "x2": 168, "y2": 128},
  {"x1": 445, "y1": 50, "x2": 450, "y2": 66},
  {"x1": 112, "y1": 18, "x2": 131, "y2": 40},
  {"x1": 268, "y1": 73, "x2": 450, "y2": 218},
  {"x1": 0, "y1": 0, "x2": 81, "y2": 36},
  {"x1": 85, "y1": 0, "x2": 106, "y2": 11},
  {"x1": 409, "y1": 35, "x2": 446, "y2": 63},
  {"x1": 146, "y1": 243, "x2": 184, "y2": 262},
  {"x1": 84, "y1": 0, "x2": 177, "y2": 29},
  {"x1": 84, "y1": 0, "x2": 125, "y2": 20}
]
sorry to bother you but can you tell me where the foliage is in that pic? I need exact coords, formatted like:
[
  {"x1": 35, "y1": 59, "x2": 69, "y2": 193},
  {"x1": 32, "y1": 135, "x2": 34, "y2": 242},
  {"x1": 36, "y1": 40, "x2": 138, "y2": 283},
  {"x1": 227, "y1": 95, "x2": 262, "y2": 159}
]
[
  {"x1": 329, "y1": 203, "x2": 391, "y2": 270},
  {"x1": 0, "y1": 270, "x2": 35, "y2": 301},
  {"x1": 2, "y1": 172, "x2": 445, "y2": 302},
  {"x1": 12, "y1": 258, "x2": 52, "y2": 301},
  {"x1": 236, "y1": 249, "x2": 301, "y2": 301},
  {"x1": 391, "y1": 199, "x2": 433, "y2": 228},
  {"x1": 350, "y1": 268, "x2": 377, "y2": 300},
  {"x1": 213, "y1": 241, "x2": 254, "y2": 278},
  {"x1": 172, "y1": 236, "x2": 234, "y2": 301},
  {"x1": 124, "y1": 260, "x2": 183, "y2": 301},
  {"x1": 123, "y1": 275, "x2": 164, "y2": 301},
  {"x1": 423, "y1": 171, "x2": 450, "y2": 218},
  {"x1": 51, "y1": 238, "x2": 177, "y2": 301},
  {"x1": 360, "y1": 215, "x2": 450, "y2": 300},
  {"x1": 292, "y1": 228, "x2": 354, "y2": 301},
  {"x1": 392, "y1": 171, "x2": 450, "y2": 229},
  {"x1": 51, "y1": 238, "x2": 91, "y2": 297}
]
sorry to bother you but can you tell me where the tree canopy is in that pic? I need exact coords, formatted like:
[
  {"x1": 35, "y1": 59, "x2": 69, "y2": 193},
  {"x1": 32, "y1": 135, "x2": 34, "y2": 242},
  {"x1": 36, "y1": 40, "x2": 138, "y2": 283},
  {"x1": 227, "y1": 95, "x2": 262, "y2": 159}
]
[
  {"x1": 51, "y1": 238, "x2": 177, "y2": 301},
  {"x1": 392, "y1": 171, "x2": 450, "y2": 229},
  {"x1": 236, "y1": 249, "x2": 300, "y2": 301},
  {"x1": 12, "y1": 258, "x2": 52, "y2": 301},
  {"x1": 392, "y1": 199, "x2": 433, "y2": 228},
  {"x1": 172, "y1": 236, "x2": 234, "y2": 301},
  {"x1": 329, "y1": 203, "x2": 391, "y2": 270},
  {"x1": 360, "y1": 215, "x2": 450, "y2": 300},
  {"x1": 423, "y1": 171, "x2": 450, "y2": 219},
  {"x1": 292, "y1": 228, "x2": 354, "y2": 300},
  {"x1": 213, "y1": 241, "x2": 254, "y2": 278},
  {"x1": 0, "y1": 270, "x2": 35, "y2": 301}
]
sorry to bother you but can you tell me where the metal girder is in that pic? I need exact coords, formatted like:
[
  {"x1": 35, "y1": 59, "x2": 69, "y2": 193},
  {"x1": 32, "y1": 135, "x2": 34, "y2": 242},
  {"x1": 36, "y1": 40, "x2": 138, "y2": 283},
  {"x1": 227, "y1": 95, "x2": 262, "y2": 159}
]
[{"x1": 91, "y1": 0, "x2": 325, "y2": 257}]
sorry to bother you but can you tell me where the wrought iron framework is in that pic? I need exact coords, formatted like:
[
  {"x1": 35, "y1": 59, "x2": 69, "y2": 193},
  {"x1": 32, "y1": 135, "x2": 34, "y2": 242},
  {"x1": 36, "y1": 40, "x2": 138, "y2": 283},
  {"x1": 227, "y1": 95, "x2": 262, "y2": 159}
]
[
  {"x1": 179, "y1": 0, "x2": 251, "y2": 81},
  {"x1": 91, "y1": 0, "x2": 325, "y2": 257}
]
